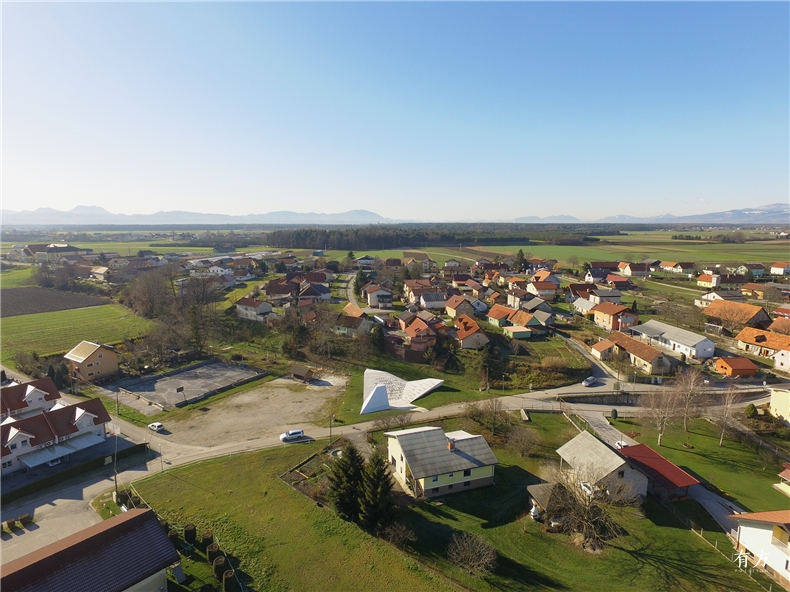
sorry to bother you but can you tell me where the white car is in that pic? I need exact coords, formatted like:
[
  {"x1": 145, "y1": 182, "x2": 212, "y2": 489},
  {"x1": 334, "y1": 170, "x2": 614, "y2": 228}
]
[
  {"x1": 582, "y1": 376, "x2": 596, "y2": 387},
  {"x1": 280, "y1": 429, "x2": 305, "y2": 443},
  {"x1": 614, "y1": 441, "x2": 629, "y2": 450},
  {"x1": 47, "y1": 458, "x2": 61, "y2": 467},
  {"x1": 148, "y1": 422, "x2": 164, "y2": 432}
]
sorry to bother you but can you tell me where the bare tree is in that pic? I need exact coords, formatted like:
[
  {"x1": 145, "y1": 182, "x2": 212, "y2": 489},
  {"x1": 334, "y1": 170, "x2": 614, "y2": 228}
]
[
  {"x1": 545, "y1": 463, "x2": 639, "y2": 551},
  {"x1": 641, "y1": 389, "x2": 680, "y2": 447},
  {"x1": 446, "y1": 532, "x2": 497, "y2": 577},
  {"x1": 507, "y1": 425, "x2": 542, "y2": 457},
  {"x1": 711, "y1": 386, "x2": 742, "y2": 447},
  {"x1": 674, "y1": 368, "x2": 705, "y2": 432},
  {"x1": 481, "y1": 398, "x2": 506, "y2": 437},
  {"x1": 383, "y1": 522, "x2": 417, "y2": 550}
]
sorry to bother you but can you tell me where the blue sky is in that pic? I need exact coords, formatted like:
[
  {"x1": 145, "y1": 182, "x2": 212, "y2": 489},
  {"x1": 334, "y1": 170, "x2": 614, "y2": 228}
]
[{"x1": 4, "y1": 2, "x2": 788, "y2": 221}]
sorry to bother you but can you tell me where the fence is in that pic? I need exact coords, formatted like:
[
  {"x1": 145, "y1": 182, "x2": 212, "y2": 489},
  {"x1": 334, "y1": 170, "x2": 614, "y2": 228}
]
[{"x1": 127, "y1": 483, "x2": 248, "y2": 592}]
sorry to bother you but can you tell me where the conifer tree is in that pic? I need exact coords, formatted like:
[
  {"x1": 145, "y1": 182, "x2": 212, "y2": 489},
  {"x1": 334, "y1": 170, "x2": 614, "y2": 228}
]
[
  {"x1": 359, "y1": 450, "x2": 395, "y2": 533},
  {"x1": 327, "y1": 442, "x2": 365, "y2": 522}
]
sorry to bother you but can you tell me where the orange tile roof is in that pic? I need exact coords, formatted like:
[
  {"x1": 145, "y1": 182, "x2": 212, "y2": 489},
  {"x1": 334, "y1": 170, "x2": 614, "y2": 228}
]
[
  {"x1": 606, "y1": 331, "x2": 663, "y2": 362},
  {"x1": 704, "y1": 300, "x2": 766, "y2": 324},
  {"x1": 445, "y1": 295, "x2": 468, "y2": 310},
  {"x1": 591, "y1": 339, "x2": 615, "y2": 353},
  {"x1": 769, "y1": 317, "x2": 790, "y2": 334},
  {"x1": 591, "y1": 302, "x2": 629, "y2": 316},
  {"x1": 488, "y1": 304, "x2": 517, "y2": 320},
  {"x1": 728, "y1": 509, "x2": 790, "y2": 527},
  {"x1": 509, "y1": 310, "x2": 536, "y2": 327},
  {"x1": 735, "y1": 327, "x2": 790, "y2": 351},
  {"x1": 530, "y1": 281, "x2": 557, "y2": 291},
  {"x1": 454, "y1": 314, "x2": 482, "y2": 340},
  {"x1": 716, "y1": 357, "x2": 759, "y2": 371}
]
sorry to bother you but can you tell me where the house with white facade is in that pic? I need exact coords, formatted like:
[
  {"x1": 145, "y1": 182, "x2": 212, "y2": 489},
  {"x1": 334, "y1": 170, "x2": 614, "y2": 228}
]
[
  {"x1": 1, "y1": 398, "x2": 110, "y2": 476},
  {"x1": 1, "y1": 378, "x2": 61, "y2": 422},
  {"x1": 385, "y1": 426, "x2": 498, "y2": 498},
  {"x1": 770, "y1": 263, "x2": 790, "y2": 276},
  {"x1": 235, "y1": 297, "x2": 273, "y2": 322},
  {"x1": 630, "y1": 320, "x2": 716, "y2": 360},
  {"x1": 728, "y1": 509, "x2": 790, "y2": 590},
  {"x1": 589, "y1": 289, "x2": 622, "y2": 305}
]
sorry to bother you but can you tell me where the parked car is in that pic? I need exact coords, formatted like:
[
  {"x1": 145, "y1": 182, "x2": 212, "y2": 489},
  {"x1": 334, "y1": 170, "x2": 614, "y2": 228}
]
[
  {"x1": 582, "y1": 376, "x2": 596, "y2": 387},
  {"x1": 148, "y1": 422, "x2": 164, "y2": 432},
  {"x1": 46, "y1": 458, "x2": 61, "y2": 467},
  {"x1": 280, "y1": 429, "x2": 305, "y2": 442},
  {"x1": 614, "y1": 441, "x2": 629, "y2": 450}
]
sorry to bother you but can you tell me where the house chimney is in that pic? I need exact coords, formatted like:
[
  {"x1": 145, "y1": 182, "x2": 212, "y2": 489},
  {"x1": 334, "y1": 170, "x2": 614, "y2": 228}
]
[{"x1": 447, "y1": 438, "x2": 456, "y2": 451}]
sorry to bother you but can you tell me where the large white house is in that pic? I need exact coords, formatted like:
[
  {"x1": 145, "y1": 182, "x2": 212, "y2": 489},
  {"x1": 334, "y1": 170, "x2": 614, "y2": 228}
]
[
  {"x1": 1, "y1": 378, "x2": 61, "y2": 421},
  {"x1": 630, "y1": 320, "x2": 715, "y2": 360},
  {"x1": 729, "y1": 509, "x2": 790, "y2": 590},
  {"x1": 235, "y1": 297, "x2": 273, "y2": 322}
]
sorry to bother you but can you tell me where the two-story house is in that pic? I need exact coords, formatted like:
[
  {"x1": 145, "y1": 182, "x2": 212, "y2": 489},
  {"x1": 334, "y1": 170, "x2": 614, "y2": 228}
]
[{"x1": 63, "y1": 341, "x2": 118, "y2": 383}]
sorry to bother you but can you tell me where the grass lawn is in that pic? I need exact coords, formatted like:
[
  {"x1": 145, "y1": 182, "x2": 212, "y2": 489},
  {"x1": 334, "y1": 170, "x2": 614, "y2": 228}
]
[
  {"x1": 0, "y1": 304, "x2": 154, "y2": 366},
  {"x1": 132, "y1": 444, "x2": 459, "y2": 592},
  {"x1": 610, "y1": 418, "x2": 790, "y2": 512},
  {"x1": 0, "y1": 266, "x2": 35, "y2": 288}
]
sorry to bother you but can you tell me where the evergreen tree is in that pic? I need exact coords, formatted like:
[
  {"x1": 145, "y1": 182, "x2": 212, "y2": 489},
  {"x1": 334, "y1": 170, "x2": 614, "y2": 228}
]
[
  {"x1": 353, "y1": 270, "x2": 366, "y2": 298},
  {"x1": 327, "y1": 442, "x2": 365, "y2": 522},
  {"x1": 370, "y1": 323, "x2": 385, "y2": 352},
  {"x1": 359, "y1": 450, "x2": 395, "y2": 533},
  {"x1": 514, "y1": 249, "x2": 526, "y2": 273}
]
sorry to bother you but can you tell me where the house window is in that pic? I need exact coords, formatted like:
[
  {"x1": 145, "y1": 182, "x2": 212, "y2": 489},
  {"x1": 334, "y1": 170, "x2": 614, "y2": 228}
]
[
  {"x1": 432, "y1": 476, "x2": 438, "y2": 483},
  {"x1": 21, "y1": 440, "x2": 28, "y2": 447},
  {"x1": 98, "y1": 352, "x2": 103, "y2": 358},
  {"x1": 463, "y1": 469, "x2": 472, "y2": 477},
  {"x1": 449, "y1": 472, "x2": 454, "y2": 478},
  {"x1": 432, "y1": 488, "x2": 439, "y2": 493},
  {"x1": 88, "y1": 372, "x2": 94, "y2": 376},
  {"x1": 95, "y1": 362, "x2": 99, "y2": 366},
  {"x1": 464, "y1": 481, "x2": 471, "y2": 487},
  {"x1": 96, "y1": 371, "x2": 101, "y2": 375},
  {"x1": 2, "y1": 460, "x2": 12, "y2": 469},
  {"x1": 9, "y1": 443, "x2": 16, "y2": 450},
  {"x1": 448, "y1": 484, "x2": 454, "y2": 490},
  {"x1": 391, "y1": 456, "x2": 396, "y2": 467},
  {"x1": 400, "y1": 454, "x2": 403, "y2": 462},
  {"x1": 87, "y1": 363, "x2": 93, "y2": 367},
  {"x1": 618, "y1": 470, "x2": 625, "y2": 479}
]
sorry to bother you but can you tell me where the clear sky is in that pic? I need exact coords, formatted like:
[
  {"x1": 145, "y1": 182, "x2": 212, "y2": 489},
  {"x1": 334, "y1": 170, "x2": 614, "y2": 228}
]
[{"x1": 4, "y1": 2, "x2": 788, "y2": 221}]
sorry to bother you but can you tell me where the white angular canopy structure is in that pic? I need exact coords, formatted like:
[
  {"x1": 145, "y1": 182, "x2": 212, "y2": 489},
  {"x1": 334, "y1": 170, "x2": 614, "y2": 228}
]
[{"x1": 360, "y1": 369, "x2": 444, "y2": 415}]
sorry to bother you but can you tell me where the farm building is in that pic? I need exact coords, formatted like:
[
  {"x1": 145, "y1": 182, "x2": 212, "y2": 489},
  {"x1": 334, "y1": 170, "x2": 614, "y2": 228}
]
[
  {"x1": 630, "y1": 320, "x2": 715, "y2": 360},
  {"x1": 715, "y1": 357, "x2": 759, "y2": 377}
]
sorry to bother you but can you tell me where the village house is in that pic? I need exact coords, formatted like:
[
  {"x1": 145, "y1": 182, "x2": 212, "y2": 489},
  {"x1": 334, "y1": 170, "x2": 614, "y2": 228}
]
[
  {"x1": 734, "y1": 327, "x2": 790, "y2": 360},
  {"x1": 364, "y1": 284, "x2": 393, "y2": 309},
  {"x1": 1, "y1": 378, "x2": 61, "y2": 422},
  {"x1": 487, "y1": 304, "x2": 517, "y2": 327},
  {"x1": 728, "y1": 509, "x2": 790, "y2": 590},
  {"x1": 454, "y1": 315, "x2": 490, "y2": 350},
  {"x1": 591, "y1": 331, "x2": 672, "y2": 374},
  {"x1": 630, "y1": 320, "x2": 716, "y2": 360},
  {"x1": 660, "y1": 261, "x2": 695, "y2": 274},
  {"x1": 589, "y1": 289, "x2": 622, "y2": 305},
  {"x1": 696, "y1": 274, "x2": 721, "y2": 289},
  {"x1": 507, "y1": 288, "x2": 531, "y2": 309},
  {"x1": 771, "y1": 389, "x2": 790, "y2": 424},
  {"x1": 770, "y1": 317, "x2": 790, "y2": 334},
  {"x1": 606, "y1": 275, "x2": 633, "y2": 290},
  {"x1": 445, "y1": 294, "x2": 475, "y2": 319},
  {"x1": 522, "y1": 297, "x2": 553, "y2": 314},
  {"x1": 235, "y1": 297, "x2": 273, "y2": 322},
  {"x1": 333, "y1": 315, "x2": 374, "y2": 337},
  {"x1": 736, "y1": 263, "x2": 766, "y2": 277},
  {"x1": 704, "y1": 300, "x2": 773, "y2": 333},
  {"x1": 1, "y1": 509, "x2": 180, "y2": 592},
  {"x1": 344, "y1": 302, "x2": 368, "y2": 318},
  {"x1": 404, "y1": 318, "x2": 437, "y2": 351},
  {"x1": 619, "y1": 444, "x2": 699, "y2": 502},
  {"x1": 718, "y1": 274, "x2": 749, "y2": 289},
  {"x1": 465, "y1": 296, "x2": 488, "y2": 315},
  {"x1": 1, "y1": 397, "x2": 110, "y2": 476},
  {"x1": 573, "y1": 297, "x2": 596, "y2": 316},
  {"x1": 770, "y1": 263, "x2": 790, "y2": 276},
  {"x1": 590, "y1": 302, "x2": 638, "y2": 332},
  {"x1": 386, "y1": 426, "x2": 498, "y2": 498},
  {"x1": 565, "y1": 283, "x2": 592, "y2": 302},
  {"x1": 527, "y1": 281, "x2": 557, "y2": 300},
  {"x1": 504, "y1": 311, "x2": 548, "y2": 339},
  {"x1": 584, "y1": 268, "x2": 608, "y2": 284},
  {"x1": 557, "y1": 431, "x2": 648, "y2": 498},
  {"x1": 715, "y1": 357, "x2": 759, "y2": 378},
  {"x1": 531, "y1": 270, "x2": 561, "y2": 288},
  {"x1": 419, "y1": 291, "x2": 448, "y2": 310},
  {"x1": 63, "y1": 341, "x2": 118, "y2": 383},
  {"x1": 621, "y1": 262, "x2": 648, "y2": 277},
  {"x1": 694, "y1": 290, "x2": 747, "y2": 309}
]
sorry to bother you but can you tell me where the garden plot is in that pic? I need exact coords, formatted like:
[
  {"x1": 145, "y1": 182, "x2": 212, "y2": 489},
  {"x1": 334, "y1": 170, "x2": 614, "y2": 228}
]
[
  {"x1": 163, "y1": 374, "x2": 348, "y2": 447},
  {"x1": 0, "y1": 287, "x2": 108, "y2": 317}
]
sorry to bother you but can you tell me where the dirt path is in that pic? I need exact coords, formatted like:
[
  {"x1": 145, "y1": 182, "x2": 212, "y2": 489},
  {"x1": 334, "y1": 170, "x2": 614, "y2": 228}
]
[{"x1": 163, "y1": 374, "x2": 348, "y2": 447}]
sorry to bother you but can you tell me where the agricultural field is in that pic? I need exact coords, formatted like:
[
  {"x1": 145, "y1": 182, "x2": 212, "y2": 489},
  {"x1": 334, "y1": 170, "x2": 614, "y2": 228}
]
[
  {"x1": 0, "y1": 266, "x2": 35, "y2": 288},
  {"x1": 133, "y1": 444, "x2": 459, "y2": 592},
  {"x1": 0, "y1": 287, "x2": 109, "y2": 317},
  {"x1": 0, "y1": 304, "x2": 154, "y2": 365}
]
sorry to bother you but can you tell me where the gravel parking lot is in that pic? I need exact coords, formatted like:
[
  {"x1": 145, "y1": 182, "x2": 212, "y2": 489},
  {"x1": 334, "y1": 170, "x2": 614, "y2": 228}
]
[{"x1": 163, "y1": 374, "x2": 348, "y2": 447}]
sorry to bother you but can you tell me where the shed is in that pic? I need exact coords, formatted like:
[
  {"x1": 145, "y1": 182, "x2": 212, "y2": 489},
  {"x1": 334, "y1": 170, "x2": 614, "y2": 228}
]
[
  {"x1": 289, "y1": 365, "x2": 315, "y2": 382},
  {"x1": 715, "y1": 357, "x2": 759, "y2": 377}
]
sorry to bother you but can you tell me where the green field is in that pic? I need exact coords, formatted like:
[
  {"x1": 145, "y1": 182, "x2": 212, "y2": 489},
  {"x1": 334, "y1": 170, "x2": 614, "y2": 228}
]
[
  {"x1": 133, "y1": 444, "x2": 459, "y2": 592},
  {"x1": 0, "y1": 304, "x2": 154, "y2": 365},
  {"x1": 0, "y1": 267, "x2": 35, "y2": 288},
  {"x1": 133, "y1": 415, "x2": 763, "y2": 592}
]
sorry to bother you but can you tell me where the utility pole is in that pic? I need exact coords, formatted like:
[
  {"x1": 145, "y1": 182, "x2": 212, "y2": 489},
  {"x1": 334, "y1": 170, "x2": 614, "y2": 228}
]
[
  {"x1": 159, "y1": 444, "x2": 164, "y2": 472},
  {"x1": 329, "y1": 414, "x2": 334, "y2": 441}
]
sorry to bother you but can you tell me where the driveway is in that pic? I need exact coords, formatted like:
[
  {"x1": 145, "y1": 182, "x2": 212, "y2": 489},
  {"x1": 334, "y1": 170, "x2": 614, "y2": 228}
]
[
  {"x1": 688, "y1": 483, "x2": 745, "y2": 534},
  {"x1": 576, "y1": 411, "x2": 637, "y2": 447}
]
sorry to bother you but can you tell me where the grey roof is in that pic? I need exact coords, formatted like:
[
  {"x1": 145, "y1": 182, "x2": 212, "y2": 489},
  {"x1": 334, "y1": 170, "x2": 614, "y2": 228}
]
[
  {"x1": 527, "y1": 482, "x2": 555, "y2": 510},
  {"x1": 631, "y1": 319, "x2": 711, "y2": 348},
  {"x1": 556, "y1": 431, "x2": 624, "y2": 484},
  {"x1": 397, "y1": 310, "x2": 417, "y2": 322},
  {"x1": 532, "y1": 310, "x2": 554, "y2": 325},
  {"x1": 591, "y1": 289, "x2": 622, "y2": 298},
  {"x1": 420, "y1": 292, "x2": 448, "y2": 302},
  {"x1": 385, "y1": 427, "x2": 499, "y2": 479},
  {"x1": 522, "y1": 298, "x2": 547, "y2": 312},
  {"x1": 1, "y1": 509, "x2": 178, "y2": 592}
]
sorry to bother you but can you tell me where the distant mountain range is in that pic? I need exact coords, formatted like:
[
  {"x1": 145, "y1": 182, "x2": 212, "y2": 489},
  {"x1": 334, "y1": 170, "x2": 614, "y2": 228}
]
[{"x1": 2, "y1": 203, "x2": 788, "y2": 226}]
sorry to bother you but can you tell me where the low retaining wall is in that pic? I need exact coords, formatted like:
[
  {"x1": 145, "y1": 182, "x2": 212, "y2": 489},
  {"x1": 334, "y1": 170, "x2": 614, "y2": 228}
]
[{"x1": 173, "y1": 371, "x2": 269, "y2": 408}]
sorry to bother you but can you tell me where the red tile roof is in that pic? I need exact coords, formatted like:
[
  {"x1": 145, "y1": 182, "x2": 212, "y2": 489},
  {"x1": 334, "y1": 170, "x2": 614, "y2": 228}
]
[
  {"x1": 728, "y1": 509, "x2": 790, "y2": 527},
  {"x1": 454, "y1": 314, "x2": 483, "y2": 340},
  {"x1": 716, "y1": 357, "x2": 759, "y2": 371},
  {"x1": 488, "y1": 304, "x2": 517, "y2": 320},
  {"x1": 619, "y1": 444, "x2": 700, "y2": 491},
  {"x1": 1, "y1": 378, "x2": 60, "y2": 416},
  {"x1": 445, "y1": 294, "x2": 468, "y2": 310},
  {"x1": 735, "y1": 327, "x2": 790, "y2": 351},
  {"x1": 530, "y1": 281, "x2": 556, "y2": 291},
  {"x1": 591, "y1": 302, "x2": 629, "y2": 316}
]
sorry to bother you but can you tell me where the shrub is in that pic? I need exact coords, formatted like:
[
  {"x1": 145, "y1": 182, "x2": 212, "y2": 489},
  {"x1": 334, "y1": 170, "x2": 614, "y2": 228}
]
[
  {"x1": 745, "y1": 403, "x2": 757, "y2": 419},
  {"x1": 541, "y1": 356, "x2": 568, "y2": 370},
  {"x1": 447, "y1": 532, "x2": 497, "y2": 577},
  {"x1": 611, "y1": 408, "x2": 618, "y2": 420}
]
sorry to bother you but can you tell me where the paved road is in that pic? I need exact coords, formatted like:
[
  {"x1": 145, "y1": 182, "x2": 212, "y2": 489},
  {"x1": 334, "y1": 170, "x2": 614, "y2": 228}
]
[
  {"x1": 576, "y1": 411, "x2": 637, "y2": 447},
  {"x1": 688, "y1": 483, "x2": 745, "y2": 534}
]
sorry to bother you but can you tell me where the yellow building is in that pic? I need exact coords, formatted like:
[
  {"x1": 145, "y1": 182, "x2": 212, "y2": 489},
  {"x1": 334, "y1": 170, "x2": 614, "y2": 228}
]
[
  {"x1": 770, "y1": 389, "x2": 790, "y2": 426},
  {"x1": 64, "y1": 341, "x2": 118, "y2": 383},
  {"x1": 385, "y1": 426, "x2": 498, "y2": 498}
]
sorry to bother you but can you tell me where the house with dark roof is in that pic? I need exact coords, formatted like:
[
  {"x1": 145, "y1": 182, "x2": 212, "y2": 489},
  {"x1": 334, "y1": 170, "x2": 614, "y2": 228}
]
[
  {"x1": 385, "y1": 426, "x2": 498, "y2": 498},
  {"x1": 1, "y1": 378, "x2": 61, "y2": 421},
  {"x1": 419, "y1": 291, "x2": 448, "y2": 310},
  {"x1": 1, "y1": 508, "x2": 179, "y2": 592},
  {"x1": 728, "y1": 509, "x2": 790, "y2": 590},
  {"x1": 619, "y1": 444, "x2": 699, "y2": 501},
  {"x1": 333, "y1": 314, "x2": 373, "y2": 337}
]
